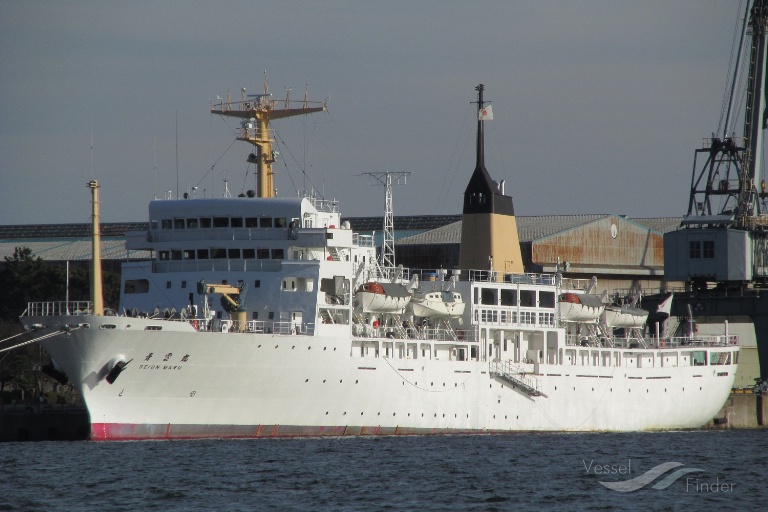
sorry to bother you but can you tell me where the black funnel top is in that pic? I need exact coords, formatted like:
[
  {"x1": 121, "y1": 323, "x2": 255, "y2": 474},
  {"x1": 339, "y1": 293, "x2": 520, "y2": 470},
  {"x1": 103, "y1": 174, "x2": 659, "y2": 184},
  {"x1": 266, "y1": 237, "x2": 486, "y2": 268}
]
[{"x1": 463, "y1": 84, "x2": 515, "y2": 216}]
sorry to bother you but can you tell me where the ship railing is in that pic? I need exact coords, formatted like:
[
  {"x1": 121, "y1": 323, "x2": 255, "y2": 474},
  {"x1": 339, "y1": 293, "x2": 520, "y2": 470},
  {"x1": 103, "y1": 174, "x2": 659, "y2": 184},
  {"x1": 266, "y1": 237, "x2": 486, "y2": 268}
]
[
  {"x1": 24, "y1": 301, "x2": 93, "y2": 317},
  {"x1": 206, "y1": 319, "x2": 315, "y2": 336},
  {"x1": 663, "y1": 334, "x2": 739, "y2": 348},
  {"x1": 409, "y1": 268, "x2": 558, "y2": 286},
  {"x1": 565, "y1": 333, "x2": 739, "y2": 349},
  {"x1": 153, "y1": 259, "x2": 283, "y2": 273},
  {"x1": 366, "y1": 325, "x2": 476, "y2": 342},
  {"x1": 558, "y1": 278, "x2": 593, "y2": 291},
  {"x1": 309, "y1": 198, "x2": 339, "y2": 213}
]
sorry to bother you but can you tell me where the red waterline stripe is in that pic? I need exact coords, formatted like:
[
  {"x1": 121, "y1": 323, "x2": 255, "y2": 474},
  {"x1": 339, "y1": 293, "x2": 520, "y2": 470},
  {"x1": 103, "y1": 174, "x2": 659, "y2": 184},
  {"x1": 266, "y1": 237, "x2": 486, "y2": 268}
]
[{"x1": 90, "y1": 423, "x2": 492, "y2": 441}]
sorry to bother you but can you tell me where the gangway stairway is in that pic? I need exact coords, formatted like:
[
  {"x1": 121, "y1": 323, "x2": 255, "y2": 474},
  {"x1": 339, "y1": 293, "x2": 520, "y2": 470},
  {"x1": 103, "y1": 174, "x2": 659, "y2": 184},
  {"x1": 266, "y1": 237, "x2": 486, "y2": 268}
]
[{"x1": 490, "y1": 360, "x2": 548, "y2": 397}]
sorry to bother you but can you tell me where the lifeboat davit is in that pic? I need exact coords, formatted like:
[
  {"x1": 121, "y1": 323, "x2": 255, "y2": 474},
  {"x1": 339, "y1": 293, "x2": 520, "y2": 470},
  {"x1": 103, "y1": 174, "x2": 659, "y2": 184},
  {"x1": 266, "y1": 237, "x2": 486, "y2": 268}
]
[
  {"x1": 558, "y1": 293, "x2": 604, "y2": 323},
  {"x1": 410, "y1": 290, "x2": 465, "y2": 318},
  {"x1": 355, "y1": 282, "x2": 411, "y2": 313}
]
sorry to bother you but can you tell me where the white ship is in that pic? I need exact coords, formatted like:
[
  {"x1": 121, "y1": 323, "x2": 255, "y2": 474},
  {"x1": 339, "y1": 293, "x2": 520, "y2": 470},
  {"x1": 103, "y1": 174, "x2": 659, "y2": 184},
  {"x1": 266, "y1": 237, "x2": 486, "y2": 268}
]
[{"x1": 19, "y1": 82, "x2": 739, "y2": 440}]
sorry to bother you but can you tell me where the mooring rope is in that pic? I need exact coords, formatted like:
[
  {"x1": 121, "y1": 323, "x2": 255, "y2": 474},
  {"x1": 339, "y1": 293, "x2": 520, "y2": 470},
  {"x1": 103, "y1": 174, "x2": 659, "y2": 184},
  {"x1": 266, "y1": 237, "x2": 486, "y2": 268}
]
[{"x1": 0, "y1": 326, "x2": 82, "y2": 354}]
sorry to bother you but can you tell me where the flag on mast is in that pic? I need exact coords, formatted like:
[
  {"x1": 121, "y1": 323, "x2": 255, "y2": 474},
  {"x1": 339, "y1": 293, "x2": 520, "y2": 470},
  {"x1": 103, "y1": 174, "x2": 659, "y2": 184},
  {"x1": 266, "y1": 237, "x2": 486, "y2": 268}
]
[{"x1": 478, "y1": 105, "x2": 493, "y2": 120}]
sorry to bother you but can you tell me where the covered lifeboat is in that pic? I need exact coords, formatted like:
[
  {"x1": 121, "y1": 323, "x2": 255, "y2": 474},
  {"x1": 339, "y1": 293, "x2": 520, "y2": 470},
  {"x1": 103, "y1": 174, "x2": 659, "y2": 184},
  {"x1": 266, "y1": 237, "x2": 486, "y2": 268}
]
[
  {"x1": 557, "y1": 292, "x2": 604, "y2": 323},
  {"x1": 410, "y1": 290, "x2": 465, "y2": 318},
  {"x1": 355, "y1": 282, "x2": 411, "y2": 313}
]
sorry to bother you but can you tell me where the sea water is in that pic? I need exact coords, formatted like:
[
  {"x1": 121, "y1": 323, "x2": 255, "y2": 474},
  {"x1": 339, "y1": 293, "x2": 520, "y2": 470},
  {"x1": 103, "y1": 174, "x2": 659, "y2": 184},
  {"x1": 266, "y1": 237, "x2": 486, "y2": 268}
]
[{"x1": 0, "y1": 430, "x2": 764, "y2": 511}]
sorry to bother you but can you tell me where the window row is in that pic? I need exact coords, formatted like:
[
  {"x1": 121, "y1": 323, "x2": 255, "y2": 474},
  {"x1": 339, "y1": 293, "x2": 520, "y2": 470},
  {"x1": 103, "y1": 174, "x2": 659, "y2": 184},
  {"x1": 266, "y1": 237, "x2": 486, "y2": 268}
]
[
  {"x1": 474, "y1": 288, "x2": 556, "y2": 308},
  {"x1": 154, "y1": 216, "x2": 293, "y2": 230},
  {"x1": 158, "y1": 248, "x2": 285, "y2": 261}
]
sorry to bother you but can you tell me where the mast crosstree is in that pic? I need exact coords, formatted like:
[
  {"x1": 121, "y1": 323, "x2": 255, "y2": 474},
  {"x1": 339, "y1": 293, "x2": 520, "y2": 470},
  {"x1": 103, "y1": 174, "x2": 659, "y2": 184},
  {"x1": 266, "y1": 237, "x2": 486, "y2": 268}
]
[{"x1": 211, "y1": 75, "x2": 326, "y2": 198}]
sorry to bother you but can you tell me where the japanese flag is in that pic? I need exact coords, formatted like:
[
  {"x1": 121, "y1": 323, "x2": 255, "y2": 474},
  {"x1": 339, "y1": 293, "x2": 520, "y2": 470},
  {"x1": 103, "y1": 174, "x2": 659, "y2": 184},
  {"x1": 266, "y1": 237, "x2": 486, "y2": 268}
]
[{"x1": 478, "y1": 105, "x2": 493, "y2": 120}]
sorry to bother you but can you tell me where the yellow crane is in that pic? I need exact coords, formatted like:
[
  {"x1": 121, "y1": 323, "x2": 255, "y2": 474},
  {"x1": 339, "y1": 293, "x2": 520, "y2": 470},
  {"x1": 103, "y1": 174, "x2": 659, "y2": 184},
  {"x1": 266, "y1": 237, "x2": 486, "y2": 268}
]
[{"x1": 197, "y1": 280, "x2": 248, "y2": 332}]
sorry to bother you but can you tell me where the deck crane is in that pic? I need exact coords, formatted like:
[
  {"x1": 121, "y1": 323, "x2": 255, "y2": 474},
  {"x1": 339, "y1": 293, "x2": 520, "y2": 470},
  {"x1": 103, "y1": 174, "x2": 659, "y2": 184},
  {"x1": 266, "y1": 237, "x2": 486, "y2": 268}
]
[
  {"x1": 665, "y1": 0, "x2": 768, "y2": 289},
  {"x1": 196, "y1": 279, "x2": 248, "y2": 331}
]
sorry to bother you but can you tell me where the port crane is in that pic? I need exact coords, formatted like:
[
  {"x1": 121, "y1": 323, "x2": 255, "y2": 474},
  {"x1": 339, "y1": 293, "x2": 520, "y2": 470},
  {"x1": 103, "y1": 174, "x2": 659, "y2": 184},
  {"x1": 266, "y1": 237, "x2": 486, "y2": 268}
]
[{"x1": 665, "y1": 0, "x2": 768, "y2": 289}]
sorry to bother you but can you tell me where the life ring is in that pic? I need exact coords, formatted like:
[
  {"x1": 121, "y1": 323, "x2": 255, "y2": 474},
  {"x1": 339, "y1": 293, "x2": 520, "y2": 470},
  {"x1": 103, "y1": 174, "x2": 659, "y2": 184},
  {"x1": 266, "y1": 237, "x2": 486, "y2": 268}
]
[{"x1": 192, "y1": 320, "x2": 199, "y2": 331}]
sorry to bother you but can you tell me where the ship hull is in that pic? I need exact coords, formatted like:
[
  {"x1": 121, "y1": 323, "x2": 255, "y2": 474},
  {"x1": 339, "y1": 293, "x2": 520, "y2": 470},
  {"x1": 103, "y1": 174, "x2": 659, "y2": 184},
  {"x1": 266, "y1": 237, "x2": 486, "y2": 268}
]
[{"x1": 27, "y1": 314, "x2": 737, "y2": 440}]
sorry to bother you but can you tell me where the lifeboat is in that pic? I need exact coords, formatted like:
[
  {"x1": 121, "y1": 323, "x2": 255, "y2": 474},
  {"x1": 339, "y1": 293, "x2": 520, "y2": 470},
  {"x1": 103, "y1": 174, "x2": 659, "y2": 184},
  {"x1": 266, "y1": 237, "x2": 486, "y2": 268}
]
[
  {"x1": 355, "y1": 282, "x2": 411, "y2": 313},
  {"x1": 410, "y1": 290, "x2": 465, "y2": 318},
  {"x1": 557, "y1": 292, "x2": 604, "y2": 323},
  {"x1": 600, "y1": 306, "x2": 648, "y2": 328}
]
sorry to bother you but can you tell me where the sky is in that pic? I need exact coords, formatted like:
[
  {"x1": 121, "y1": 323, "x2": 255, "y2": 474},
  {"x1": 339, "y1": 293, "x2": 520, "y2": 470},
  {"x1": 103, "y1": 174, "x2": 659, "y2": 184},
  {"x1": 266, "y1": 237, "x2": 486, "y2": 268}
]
[{"x1": 0, "y1": 1, "x2": 750, "y2": 226}]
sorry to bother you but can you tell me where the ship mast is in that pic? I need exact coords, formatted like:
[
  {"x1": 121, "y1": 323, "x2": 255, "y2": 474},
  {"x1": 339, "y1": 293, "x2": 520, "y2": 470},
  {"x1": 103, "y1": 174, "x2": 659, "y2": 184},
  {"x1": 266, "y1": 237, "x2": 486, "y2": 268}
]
[
  {"x1": 210, "y1": 75, "x2": 326, "y2": 198},
  {"x1": 87, "y1": 179, "x2": 104, "y2": 316}
]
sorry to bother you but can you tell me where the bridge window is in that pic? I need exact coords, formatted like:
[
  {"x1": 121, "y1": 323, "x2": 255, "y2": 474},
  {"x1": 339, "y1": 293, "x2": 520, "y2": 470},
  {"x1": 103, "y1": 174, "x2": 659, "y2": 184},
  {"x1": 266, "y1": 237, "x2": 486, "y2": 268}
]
[
  {"x1": 231, "y1": 217, "x2": 243, "y2": 228},
  {"x1": 161, "y1": 219, "x2": 172, "y2": 229},
  {"x1": 200, "y1": 218, "x2": 212, "y2": 228},
  {"x1": 197, "y1": 249, "x2": 209, "y2": 259},
  {"x1": 174, "y1": 219, "x2": 185, "y2": 229},
  {"x1": 171, "y1": 250, "x2": 182, "y2": 260},
  {"x1": 260, "y1": 217, "x2": 273, "y2": 228},
  {"x1": 183, "y1": 250, "x2": 195, "y2": 260},
  {"x1": 213, "y1": 217, "x2": 229, "y2": 228},
  {"x1": 211, "y1": 248, "x2": 226, "y2": 259},
  {"x1": 228, "y1": 248, "x2": 241, "y2": 259},
  {"x1": 275, "y1": 217, "x2": 287, "y2": 228},
  {"x1": 245, "y1": 217, "x2": 258, "y2": 228},
  {"x1": 243, "y1": 248, "x2": 255, "y2": 259},
  {"x1": 186, "y1": 218, "x2": 198, "y2": 229},
  {"x1": 257, "y1": 248, "x2": 269, "y2": 259},
  {"x1": 272, "y1": 248, "x2": 284, "y2": 259}
]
